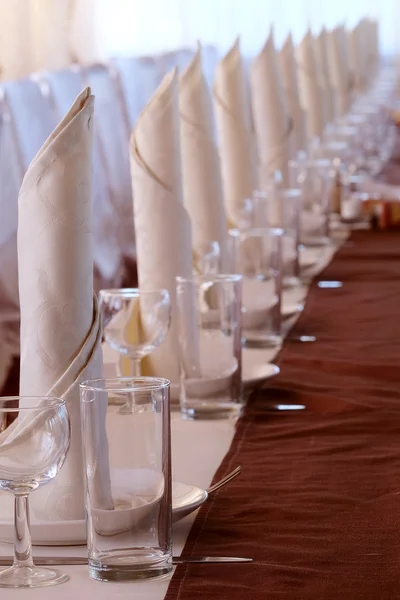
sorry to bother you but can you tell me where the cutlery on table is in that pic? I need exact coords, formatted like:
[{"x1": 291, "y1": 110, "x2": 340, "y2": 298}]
[
  {"x1": 0, "y1": 556, "x2": 253, "y2": 566},
  {"x1": 207, "y1": 466, "x2": 241, "y2": 494}
]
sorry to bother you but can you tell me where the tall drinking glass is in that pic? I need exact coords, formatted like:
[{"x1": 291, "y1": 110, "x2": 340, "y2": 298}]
[
  {"x1": 289, "y1": 158, "x2": 332, "y2": 246},
  {"x1": 228, "y1": 227, "x2": 283, "y2": 348},
  {"x1": 0, "y1": 397, "x2": 70, "y2": 588},
  {"x1": 277, "y1": 189, "x2": 301, "y2": 288},
  {"x1": 80, "y1": 377, "x2": 172, "y2": 582},
  {"x1": 176, "y1": 274, "x2": 243, "y2": 420}
]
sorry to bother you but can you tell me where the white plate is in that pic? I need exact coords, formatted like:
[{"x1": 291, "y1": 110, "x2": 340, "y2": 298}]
[
  {"x1": 171, "y1": 347, "x2": 280, "y2": 400},
  {"x1": 242, "y1": 361, "x2": 280, "y2": 389},
  {"x1": 0, "y1": 479, "x2": 207, "y2": 546}
]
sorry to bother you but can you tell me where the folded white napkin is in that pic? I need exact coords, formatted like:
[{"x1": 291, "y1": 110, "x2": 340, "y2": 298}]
[
  {"x1": 313, "y1": 31, "x2": 336, "y2": 125},
  {"x1": 130, "y1": 70, "x2": 196, "y2": 384},
  {"x1": 213, "y1": 38, "x2": 258, "y2": 227},
  {"x1": 179, "y1": 45, "x2": 228, "y2": 268},
  {"x1": 0, "y1": 88, "x2": 110, "y2": 526},
  {"x1": 251, "y1": 30, "x2": 291, "y2": 187},
  {"x1": 278, "y1": 33, "x2": 308, "y2": 156},
  {"x1": 296, "y1": 31, "x2": 325, "y2": 140},
  {"x1": 326, "y1": 26, "x2": 352, "y2": 116}
]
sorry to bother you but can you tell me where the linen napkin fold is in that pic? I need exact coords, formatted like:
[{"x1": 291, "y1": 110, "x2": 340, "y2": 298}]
[
  {"x1": 251, "y1": 30, "x2": 292, "y2": 187},
  {"x1": 296, "y1": 30, "x2": 325, "y2": 140},
  {"x1": 179, "y1": 45, "x2": 228, "y2": 269},
  {"x1": 313, "y1": 31, "x2": 335, "y2": 125},
  {"x1": 327, "y1": 25, "x2": 352, "y2": 116},
  {"x1": 278, "y1": 33, "x2": 308, "y2": 156},
  {"x1": 348, "y1": 21, "x2": 369, "y2": 92},
  {"x1": 213, "y1": 38, "x2": 258, "y2": 227},
  {"x1": 316, "y1": 27, "x2": 340, "y2": 120},
  {"x1": 130, "y1": 70, "x2": 197, "y2": 384},
  {"x1": 0, "y1": 88, "x2": 111, "y2": 526}
]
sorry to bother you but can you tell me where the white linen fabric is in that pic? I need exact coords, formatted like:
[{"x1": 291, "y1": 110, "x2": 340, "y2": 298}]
[
  {"x1": 0, "y1": 88, "x2": 109, "y2": 527},
  {"x1": 313, "y1": 30, "x2": 335, "y2": 125},
  {"x1": 179, "y1": 45, "x2": 228, "y2": 268},
  {"x1": 278, "y1": 33, "x2": 308, "y2": 157},
  {"x1": 250, "y1": 30, "x2": 291, "y2": 187},
  {"x1": 213, "y1": 38, "x2": 258, "y2": 227},
  {"x1": 327, "y1": 25, "x2": 352, "y2": 117},
  {"x1": 296, "y1": 30, "x2": 325, "y2": 140},
  {"x1": 316, "y1": 27, "x2": 339, "y2": 121},
  {"x1": 130, "y1": 70, "x2": 193, "y2": 384}
]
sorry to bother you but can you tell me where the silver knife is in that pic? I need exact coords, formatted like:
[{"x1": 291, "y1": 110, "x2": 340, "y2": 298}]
[{"x1": 0, "y1": 556, "x2": 253, "y2": 566}]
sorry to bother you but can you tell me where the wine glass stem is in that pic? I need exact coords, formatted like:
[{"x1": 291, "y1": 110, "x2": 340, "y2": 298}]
[
  {"x1": 13, "y1": 494, "x2": 33, "y2": 567},
  {"x1": 130, "y1": 358, "x2": 141, "y2": 377}
]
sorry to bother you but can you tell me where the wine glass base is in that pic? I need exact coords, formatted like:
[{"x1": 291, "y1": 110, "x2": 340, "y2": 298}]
[{"x1": 0, "y1": 565, "x2": 69, "y2": 588}]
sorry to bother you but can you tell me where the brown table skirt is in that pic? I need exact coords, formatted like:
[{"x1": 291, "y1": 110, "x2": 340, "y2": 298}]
[{"x1": 165, "y1": 228, "x2": 400, "y2": 600}]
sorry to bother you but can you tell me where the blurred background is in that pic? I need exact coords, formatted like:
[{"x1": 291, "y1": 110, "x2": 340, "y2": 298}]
[{"x1": 0, "y1": 0, "x2": 396, "y2": 81}]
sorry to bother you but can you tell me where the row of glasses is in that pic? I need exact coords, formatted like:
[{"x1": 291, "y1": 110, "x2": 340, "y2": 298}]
[{"x1": 0, "y1": 378, "x2": 173, "y2": 586}]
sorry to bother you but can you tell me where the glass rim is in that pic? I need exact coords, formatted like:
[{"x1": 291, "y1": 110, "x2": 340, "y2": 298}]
[
  {"x1": 99, "y1": 288, "x2": 169, "y2": 298},
  {"x1": 228, "y1": 227, "x2": 284, "y2": 238},
  {"x1": 0, "y1": 396, "x2": 66, "y2": 412},
  {"x1": 80, "y1": 377, "x2": 171, "y2": 394},
  {"x1": 176, "y1": 273, "x2": 242, "y2": 285}
]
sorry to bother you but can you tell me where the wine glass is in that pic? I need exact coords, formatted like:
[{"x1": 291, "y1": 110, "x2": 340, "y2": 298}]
[
  {"x1": 100, "y1": 288, "x2": 171, "y2": 377},
  {"x1": 100, "y1": 288, "x2": 171, "y2": 414},
  {"x1": 0, "y1": 397, "x2": 70, "y2": 588},
  {"x1": 195, "y1": 241, "x2": 221, "y2": 275}
]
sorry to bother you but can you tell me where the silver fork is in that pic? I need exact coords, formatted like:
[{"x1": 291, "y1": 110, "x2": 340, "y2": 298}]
[{"x1": 207, "y1": 466, "x2": 241, "y2": 494}]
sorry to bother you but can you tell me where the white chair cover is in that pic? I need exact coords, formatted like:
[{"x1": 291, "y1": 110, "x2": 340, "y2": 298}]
[{"x1": 84, "y1": 64, "x2": 135, "y2": 261}]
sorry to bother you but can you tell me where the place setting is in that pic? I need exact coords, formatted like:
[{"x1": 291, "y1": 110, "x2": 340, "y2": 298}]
[{"x1": 0, "y1": 5, "x2": 397, "y2": 597}]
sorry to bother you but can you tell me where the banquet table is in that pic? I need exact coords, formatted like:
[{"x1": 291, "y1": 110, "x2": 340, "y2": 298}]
[{"x1": 1, "y1": 226, "x2": 400, "y2": 599}]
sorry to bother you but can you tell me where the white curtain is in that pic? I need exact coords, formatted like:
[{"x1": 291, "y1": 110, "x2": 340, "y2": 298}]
[
  {"x1": 0, "y1": 0, "x2": 397, "y2": 80},
  {"x1": 94, "y1": 0, "x2": 399, "y2": 57}
]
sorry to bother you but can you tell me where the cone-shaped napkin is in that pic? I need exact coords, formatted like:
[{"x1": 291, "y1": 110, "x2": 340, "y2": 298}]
[
  {"x1": 296, "y1": 30, "x2": 325, "y2": 139},
  {"x1": 130, "y1": 70, "x2": 195, "y2": 384},
  {"x1": 348, "y1": 21, "x2": 367, "y2": 93},
  {"x1": 213, "y1": 38, "x2": 258, "y2": 227},
  {"x1": 251, "y1": 30, "x2": 292, "y2": 187},
  {"x1": 179, "y1": 45, "x2": 228, "y2": 269},
  {"x1": 313, "y1": 30, "x2": 336, "y2": 124},
  {"x1": 0, "y1": 88, "x2": 110, "y2": 529},
  {"x1": 315, "y1": 27, "x2": 339, "y2": 121},
  {"x1": 327, "y1": 25, "x2": 352, "y2": 116},
  {"x1": 278, "y1": 33, "x2": 308, "y2": 156}
]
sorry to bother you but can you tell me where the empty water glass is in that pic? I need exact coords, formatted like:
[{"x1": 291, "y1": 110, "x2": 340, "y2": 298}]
[
  {"x1": 0, "y1": 397, "x2": 70, "y2": 588},
  {"x1": 228, "y1": 227, "x2": 283, "y2": 348},
  {"x1": 80, "y1": 377, "x2": 172, "y2": 582},
  {"x1": 289, "y1": 158, "x2": 332, "y2": 246},
  {"x1": 276, "y1": 189, "x2": 301, "y2": 288},
  {"x1": 176, "y1": 274, "x2": 243, "y2": 420}
]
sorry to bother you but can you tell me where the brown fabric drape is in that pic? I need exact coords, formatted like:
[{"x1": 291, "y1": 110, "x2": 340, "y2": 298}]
[{"x1": 165, "y1": 228, "x2": 400, "y2": 600}]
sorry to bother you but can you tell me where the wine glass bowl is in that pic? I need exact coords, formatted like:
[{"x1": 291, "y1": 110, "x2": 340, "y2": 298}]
[
  {"x1": 99, "y1": 288, "x2": 171, "y2": 375},
  {"x1": 0, "y1": 397, "x2": 70, "y2": 588}
]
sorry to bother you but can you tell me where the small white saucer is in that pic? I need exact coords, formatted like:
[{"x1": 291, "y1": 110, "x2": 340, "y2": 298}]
[
  {"x1": 242, "y1": 362, "x2": 280, "y2": 389},
  {"x1": 170, "y1": 348, "x2": 280, "y2": 401},
  {"x1": 0, "y1": 479, "x2": 208, "y2": 546}
]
